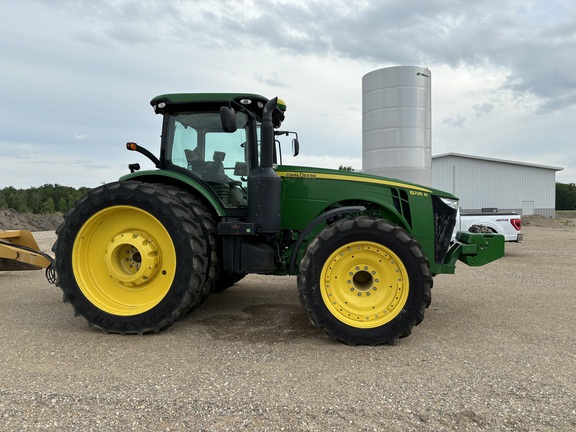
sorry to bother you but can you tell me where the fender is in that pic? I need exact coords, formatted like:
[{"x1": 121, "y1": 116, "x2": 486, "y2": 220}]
[
  {"x1": 288, "y1": 205, "x2": 365, "y2": 274},
  {"x1": 120, "y1": 169, "x2": 228, "y2": 216}
]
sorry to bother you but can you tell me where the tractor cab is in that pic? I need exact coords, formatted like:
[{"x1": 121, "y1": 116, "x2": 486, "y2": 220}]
[
  {"x1": 147, "y1": 93, "x2": 288, "y2": 209},
  {"x1": 164, "y1": 109, "x2": 249, "y2": 208}
]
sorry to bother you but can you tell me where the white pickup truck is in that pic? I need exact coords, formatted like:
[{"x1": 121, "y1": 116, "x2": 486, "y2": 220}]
[{"x1": 452, "y1": 210, "x2": 523, "y2": 243}]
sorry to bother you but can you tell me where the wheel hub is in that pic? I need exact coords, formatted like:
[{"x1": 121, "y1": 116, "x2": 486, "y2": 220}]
[
  {"x1": 105, "y1": 232, "x2": 160, "y2": 287},
  {"x1": 321, "y1": 242, "x2": 409, "y2": 328},
  {"x1": 348, "y1": 265, "x2": 379, "y2": 295}
]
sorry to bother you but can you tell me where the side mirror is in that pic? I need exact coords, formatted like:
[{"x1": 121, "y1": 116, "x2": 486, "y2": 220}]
[
  {"x1": 220, "y1": 106, "x2": 237, "y2": 133},
  {"x1": 292, "y1": 138, "x2": 299, "y2": 157}
]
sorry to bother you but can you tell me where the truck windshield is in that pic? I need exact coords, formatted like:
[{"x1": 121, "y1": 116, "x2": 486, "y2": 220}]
[{"x1": 165, "y1": 111, "x2": 249, "y2": 207}]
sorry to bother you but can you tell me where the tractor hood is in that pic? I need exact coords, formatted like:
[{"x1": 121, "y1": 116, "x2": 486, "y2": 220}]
[{"x1": 275, "y1": 165, "x2": 458, "y2": 200}]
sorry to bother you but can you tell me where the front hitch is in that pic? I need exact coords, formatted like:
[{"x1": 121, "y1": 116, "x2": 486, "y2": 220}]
[{"x1": 444, "y1": 231, "x2": 505, "y2": 269}]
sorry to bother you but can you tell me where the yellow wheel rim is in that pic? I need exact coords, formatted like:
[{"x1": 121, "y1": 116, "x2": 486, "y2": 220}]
[
  {"x1": 320, "y1": 241, "x2": 409, "y2": 328},
  {"x1": 72, "y1": 206, "x2": 176, "y2": 316}
]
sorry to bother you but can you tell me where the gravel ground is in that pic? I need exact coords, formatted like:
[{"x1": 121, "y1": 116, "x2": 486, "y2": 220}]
[{"x1": 1, "y1": 226, "x2": 575, "y2": 431}]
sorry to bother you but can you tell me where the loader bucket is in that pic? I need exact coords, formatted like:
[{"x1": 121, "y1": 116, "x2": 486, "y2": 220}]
[{"x1": 0, "y1": 230, "x2": 53, "y2": 271}]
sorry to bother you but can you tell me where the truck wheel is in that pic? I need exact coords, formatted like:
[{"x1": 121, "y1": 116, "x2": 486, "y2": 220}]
[
  {"x1": 298, "y1": 217, "x2": 432, "y2": 345},
  {"x1": 53, "y1": 181, "x2": 208, "y2": 334}
]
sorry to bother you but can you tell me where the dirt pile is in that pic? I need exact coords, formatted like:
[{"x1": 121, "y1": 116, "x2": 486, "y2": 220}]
[
  {"x1": 0, "y1": 208, "x2": 63, "y2": 231},
  {"x1": 521, "y1": 214, "x2": 564, "y2": 228}
]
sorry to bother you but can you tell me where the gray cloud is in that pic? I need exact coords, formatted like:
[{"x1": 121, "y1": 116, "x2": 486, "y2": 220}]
[
  {"x1": 442, "y1": 115, "x2": 467, "y2": 128},
  {"x1": 473, "y1": 103, "x2": 495, "y2": 116},
  {"x1": 20, "y1": 0, "x2": 576, "y2": 116},
  {"x1": 60, "y1": 1, "x2": 575, "y2": 114},
  {"x1": 279, "y1": 1, "x2": 576, "y2": 114},
  {"x1": 105, "y1": 0, "x2": 574, "y2": 114}
]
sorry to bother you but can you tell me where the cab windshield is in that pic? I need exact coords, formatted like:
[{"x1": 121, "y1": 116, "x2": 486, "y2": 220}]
[{"x1": 165, "y1": 111, "x2": 249, "y2": 208}]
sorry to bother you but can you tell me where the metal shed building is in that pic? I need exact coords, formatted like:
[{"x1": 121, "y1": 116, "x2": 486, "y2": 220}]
[{"x1": 432, "y1": 153, "x2": 563, "y2": 217}]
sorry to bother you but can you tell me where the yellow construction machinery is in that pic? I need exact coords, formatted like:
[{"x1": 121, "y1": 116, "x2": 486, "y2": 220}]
[{"x1": 0, "y1": 230, "x2": 53, "y2": 272}]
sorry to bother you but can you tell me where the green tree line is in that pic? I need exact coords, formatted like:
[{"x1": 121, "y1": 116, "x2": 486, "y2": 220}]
[
  {"x1": 556, "y1": 182, "x2": 576, "y2": 210},
  {"x1": 0, "y1": 184, "x2": 90, "y2": 214}
]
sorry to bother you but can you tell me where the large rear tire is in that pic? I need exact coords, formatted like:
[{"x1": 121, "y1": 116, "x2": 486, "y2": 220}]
[
  {"x1": 162, "y1": 187, "x2": 219, "y2": 308},
  {"x1": 162, "y1": 187, "x2": 245, "y2": 295},
  {"x1": 298, "y1": 217, "x2": 432, "y2": 345},
  {"x1": 53, "y1": 181, "x2": 208, "y2": 334}
]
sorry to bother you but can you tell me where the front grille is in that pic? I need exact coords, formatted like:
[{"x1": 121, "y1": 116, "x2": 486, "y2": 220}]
[{"x1": 432, "y1": 196, "x2": 457, "y2": 263}]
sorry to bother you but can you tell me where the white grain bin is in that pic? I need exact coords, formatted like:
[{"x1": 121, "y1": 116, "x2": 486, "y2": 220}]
[{"x1": 362, "y1": 66, "x2": 432, "y2": 186}]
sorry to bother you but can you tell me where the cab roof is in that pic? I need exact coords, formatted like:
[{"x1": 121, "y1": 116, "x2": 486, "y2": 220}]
[{"x1": 150, "y1": 93, "x2": 270, "y2": 115}]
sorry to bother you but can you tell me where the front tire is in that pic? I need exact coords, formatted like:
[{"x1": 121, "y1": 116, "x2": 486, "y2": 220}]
[
  {"x1": 298, "y1": 217, "x2": 432, "y2": 345},
  {"x1": 53, "y1": 181, "x2": 208, "y2": 334}
]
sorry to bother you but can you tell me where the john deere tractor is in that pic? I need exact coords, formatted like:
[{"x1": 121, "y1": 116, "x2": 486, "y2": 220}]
[{"x1": 52, "y1": 93, "x2": 504, "y2": 345}]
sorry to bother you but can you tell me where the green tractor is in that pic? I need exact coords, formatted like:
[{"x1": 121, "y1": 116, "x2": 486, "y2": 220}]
[{"x1": 52, "y1": 93, "x2": 504, "y2": 345}]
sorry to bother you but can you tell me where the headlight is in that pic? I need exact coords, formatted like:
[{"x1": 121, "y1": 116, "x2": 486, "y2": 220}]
[{"x1": 440, "y1": 197, "x2": 459, "y2": 209}]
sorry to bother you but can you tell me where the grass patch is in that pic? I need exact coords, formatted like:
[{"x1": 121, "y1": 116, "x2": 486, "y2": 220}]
[
  {"x1": 557, "y1": 218, "x2": 576, "y2": 227},
  {"x1": 556, "y1": 210, "x2": 576, "y2": 218}
]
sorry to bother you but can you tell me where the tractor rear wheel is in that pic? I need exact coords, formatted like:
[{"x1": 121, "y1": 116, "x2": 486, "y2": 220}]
[
  {"x1": 53, "y1": 181, "x2": 208, "y2": 334},
  {"x1": 297, "y1": 217, "x2": 432, "y2": 345},
  {"x1": 162, "y1": 186, "x2": 219, "y2": 308},
  {"x1": 162, "y1": 186, "x2": 245, "y2": 295}
]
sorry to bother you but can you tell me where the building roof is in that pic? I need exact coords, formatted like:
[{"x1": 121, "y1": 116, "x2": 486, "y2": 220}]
[{"x1": 432, "y1": 152, "x2": 563, "y2": 172}]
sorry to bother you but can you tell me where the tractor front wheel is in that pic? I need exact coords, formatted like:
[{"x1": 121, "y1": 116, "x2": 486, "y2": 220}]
[
  {"x1": 298, "y1": 217, "x2": 432, "y2": 345},
  {"x1": 53, "y1": 181, "x2": 208, "y2": 334}
]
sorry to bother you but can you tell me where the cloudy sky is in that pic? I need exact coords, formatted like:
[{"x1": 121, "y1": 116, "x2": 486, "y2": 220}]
[{"x1": 2, "y1": 0, "x2": 575, "y2": 189}]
